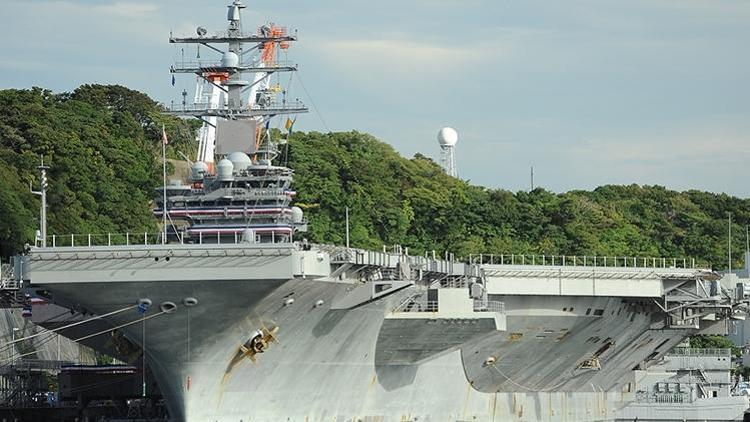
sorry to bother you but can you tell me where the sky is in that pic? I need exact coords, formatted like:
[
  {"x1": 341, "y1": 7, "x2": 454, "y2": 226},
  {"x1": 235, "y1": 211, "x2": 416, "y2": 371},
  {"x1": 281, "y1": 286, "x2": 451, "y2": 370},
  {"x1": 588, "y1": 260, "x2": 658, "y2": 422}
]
[{"x1": 1, "y1": 0, "x2": 749, "y2": 196}]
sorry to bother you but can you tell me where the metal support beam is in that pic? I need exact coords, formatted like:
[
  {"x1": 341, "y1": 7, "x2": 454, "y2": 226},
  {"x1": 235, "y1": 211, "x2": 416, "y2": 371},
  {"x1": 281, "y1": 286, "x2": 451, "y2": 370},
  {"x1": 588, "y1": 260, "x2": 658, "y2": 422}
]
[
  {"x1": 164, "y1": 105, "x2": 308, "y2": 119},
  {"x1": 170, "y1": 35, "x2": 297, "y2": 44},
  {"x1": 171, "y1": 64, "x2": 297, "y2": 74}
]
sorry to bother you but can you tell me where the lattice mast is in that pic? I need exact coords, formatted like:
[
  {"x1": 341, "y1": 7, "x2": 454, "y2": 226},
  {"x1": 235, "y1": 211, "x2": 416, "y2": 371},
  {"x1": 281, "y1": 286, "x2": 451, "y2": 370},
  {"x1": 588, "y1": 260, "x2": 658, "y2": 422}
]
[{"x1": 168, "y1": 0, "x2": 306, "y2": 165}]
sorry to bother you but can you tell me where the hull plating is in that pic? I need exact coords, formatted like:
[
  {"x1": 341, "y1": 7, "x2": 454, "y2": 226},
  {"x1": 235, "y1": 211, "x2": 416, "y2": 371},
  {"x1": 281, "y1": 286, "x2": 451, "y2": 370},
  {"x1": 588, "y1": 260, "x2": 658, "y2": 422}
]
[{"x1": 35, "y1": 276, "x2": 693, "y2": 421}]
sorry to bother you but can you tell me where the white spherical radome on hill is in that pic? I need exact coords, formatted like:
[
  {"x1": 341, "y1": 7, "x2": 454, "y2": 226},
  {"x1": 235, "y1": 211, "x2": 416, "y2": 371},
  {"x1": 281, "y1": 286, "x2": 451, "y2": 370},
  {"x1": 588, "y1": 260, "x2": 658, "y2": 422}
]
[{"x1": 437, "y1": 127, "x2": 458, "y2": 147}]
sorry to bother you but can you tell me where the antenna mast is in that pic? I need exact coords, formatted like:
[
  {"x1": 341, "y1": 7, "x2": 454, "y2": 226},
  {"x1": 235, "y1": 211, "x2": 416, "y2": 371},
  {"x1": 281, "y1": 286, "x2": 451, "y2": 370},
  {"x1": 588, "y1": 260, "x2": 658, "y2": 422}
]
[
  {"x1": 31, "y1": 156, "x2": 50, "y2": 247},
  {"x1": 729, "y1": 212, "x2": 732, "y2": 273},
  {"x1": 167, "y1": 0, "x2": 307, "y2": 163}
]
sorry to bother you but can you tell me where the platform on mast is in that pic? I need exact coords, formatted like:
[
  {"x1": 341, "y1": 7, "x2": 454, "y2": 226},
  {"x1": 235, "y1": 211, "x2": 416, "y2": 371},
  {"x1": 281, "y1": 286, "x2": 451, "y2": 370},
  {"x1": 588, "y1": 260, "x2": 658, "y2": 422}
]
[{"x1": 169, "y1": 34, "x2": 297, "y2": 44}]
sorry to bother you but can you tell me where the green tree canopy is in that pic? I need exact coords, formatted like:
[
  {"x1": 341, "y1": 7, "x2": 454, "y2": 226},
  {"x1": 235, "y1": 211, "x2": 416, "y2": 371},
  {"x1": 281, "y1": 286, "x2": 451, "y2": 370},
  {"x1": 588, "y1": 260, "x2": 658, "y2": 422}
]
[
  {"x1": 1, "y1": 84, "x2": 748, "y2": 273},
  {"x1": 0, "y1": 85, "x2": 197, "y2": 254},
  {"x1": 285, "y1": 131, "x2": 749, "y2": 269}
]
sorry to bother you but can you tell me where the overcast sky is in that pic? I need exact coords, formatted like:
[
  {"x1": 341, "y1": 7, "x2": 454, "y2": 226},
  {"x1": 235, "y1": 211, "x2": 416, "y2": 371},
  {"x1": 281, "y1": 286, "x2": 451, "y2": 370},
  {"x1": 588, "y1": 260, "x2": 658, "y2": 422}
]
[{"x1": 2, "y1": 0, "x2": 749, "y2": 196}]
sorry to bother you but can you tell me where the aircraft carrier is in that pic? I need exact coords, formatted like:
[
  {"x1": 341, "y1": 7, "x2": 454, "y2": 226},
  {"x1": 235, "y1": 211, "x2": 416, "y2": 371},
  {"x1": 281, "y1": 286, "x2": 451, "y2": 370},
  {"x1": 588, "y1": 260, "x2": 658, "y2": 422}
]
[{"x1": 7, "y1": 1, "x2": 750, "y2": 420}]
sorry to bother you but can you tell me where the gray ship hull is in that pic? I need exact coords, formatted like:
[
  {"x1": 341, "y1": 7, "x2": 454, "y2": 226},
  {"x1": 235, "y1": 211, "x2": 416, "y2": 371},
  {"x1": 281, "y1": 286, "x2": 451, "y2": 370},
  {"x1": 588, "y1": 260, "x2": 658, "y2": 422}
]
[
  {"x1": 35, "y1": 277, "x2": 694, "y2": 421},
  {"x1": 466, "y1": 296, "x2": 689, "y2": 393},
  {"x1": 39, "y1": 279, "x2": 619, "y2": 421},
  {"x1": 22, "y1": 244, "x2": 727, "y2": 421}
]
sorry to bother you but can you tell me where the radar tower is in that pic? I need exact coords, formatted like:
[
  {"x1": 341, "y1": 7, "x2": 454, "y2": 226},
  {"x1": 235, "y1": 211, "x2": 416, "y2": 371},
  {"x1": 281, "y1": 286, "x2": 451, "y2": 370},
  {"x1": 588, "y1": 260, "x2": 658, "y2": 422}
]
[{"x1": 437, "y1": 127, "x2": 458, "y2": 178}]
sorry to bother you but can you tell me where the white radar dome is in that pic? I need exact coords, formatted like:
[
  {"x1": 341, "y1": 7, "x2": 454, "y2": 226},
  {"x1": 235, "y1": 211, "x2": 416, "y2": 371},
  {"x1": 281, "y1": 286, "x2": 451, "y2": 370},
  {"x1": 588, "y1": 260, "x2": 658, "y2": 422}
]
[
  {"x1": 221, "y1": 51, "x2": 240, "y2": 68},
  {"x1": 227, "y1": 151, "x2": 252, "y2": 171},
  {"x1": 291, "y1": 206, "x2": 304, "y2": 224},
  {"x1": 217, "y1": 158, "x2": 234, "y2": 181},
  {"x1": 437, "y1": 127, "x2": 458, "y2": 147},
  {"x1": 242, "y1": 228, "x2": 256, "y2": 243},
  {"x1": 190, "y1": 161, "x2": 209, "y2": 181}
]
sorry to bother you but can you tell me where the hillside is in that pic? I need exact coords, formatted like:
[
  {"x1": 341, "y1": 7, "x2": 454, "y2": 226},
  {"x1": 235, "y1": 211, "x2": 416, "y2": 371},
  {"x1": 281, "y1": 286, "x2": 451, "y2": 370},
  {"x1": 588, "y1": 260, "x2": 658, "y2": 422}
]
[
  {"x1": 287, "y1": 132, "x2": 749, "y2": 269},
  {"x1": 1, "y1": 85, "x2": 748, "y2": 270},
  {"x1": 0, "y1": 85, "x2": 197, "y2": 256}
]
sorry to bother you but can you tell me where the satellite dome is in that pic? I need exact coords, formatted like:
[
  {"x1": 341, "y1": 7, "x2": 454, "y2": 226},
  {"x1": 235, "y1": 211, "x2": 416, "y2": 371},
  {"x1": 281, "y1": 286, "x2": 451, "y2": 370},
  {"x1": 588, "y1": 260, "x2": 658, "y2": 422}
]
[
  {"x1": 217, "y1": 158, "x2": 234, "y2": 181},
  {"x1": 437, "y1": 127, "x2": 458, "y2": 147},
  {"x1": 190, "y1": 161, "x2": 209, "y2": 181},
  {"x1": 242, "y1": 228, "x2": 256, "y2": 243},
  {"x1": 291, "y1": 206, "x2": 304, "y2": 224},
  {"x1": 221, "y1": 51, "x2": 239, "y2": 68},
  {"x1": 227, "y1": 151, "x2": 252, "y2": 171}
]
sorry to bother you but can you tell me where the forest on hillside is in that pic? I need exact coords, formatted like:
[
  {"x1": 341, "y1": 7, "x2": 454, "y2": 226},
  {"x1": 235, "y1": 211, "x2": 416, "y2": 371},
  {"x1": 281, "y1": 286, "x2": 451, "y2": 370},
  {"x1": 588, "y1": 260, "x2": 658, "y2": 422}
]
[{"x1": 1, "y1": 85, "x2": 749, "y2": 271}]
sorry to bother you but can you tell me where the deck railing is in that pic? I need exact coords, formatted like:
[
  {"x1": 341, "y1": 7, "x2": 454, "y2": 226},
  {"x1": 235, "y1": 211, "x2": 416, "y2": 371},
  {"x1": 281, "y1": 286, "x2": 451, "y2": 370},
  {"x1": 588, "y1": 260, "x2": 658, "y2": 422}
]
[
  {"x1": 393, "y1": 296, "x2": 505, "y2": 314},
  {"x1": 635, "y1": 391, "x2": 693, "y2": 404},
  {"x1": 666, "y1": 348, "x2": 732, "y2": 357},
  {"x1": 45, "y1": 233, "x2": 167, "y2": 247},
  {"x1": 393, "y1": 297, "x2": 438, "y2": 313},
  {"x1": 173, "y1": 60, "x2": 297, "y2": 69},
  {"x1": 40, "y1": 232, "x2": 297, "y2": 248},
  {"x1": 473, "y1": 300, "x2": 505, "y2": 313},
  {"x1": 468, "y1": 253, "x2": 701, "y2": 269},
  {"x1": 168, "y1": 100, "x2": 306, "y2": 113},
  {"x1": 325, "y1": 245, "x2": 462, "y2": 275}
]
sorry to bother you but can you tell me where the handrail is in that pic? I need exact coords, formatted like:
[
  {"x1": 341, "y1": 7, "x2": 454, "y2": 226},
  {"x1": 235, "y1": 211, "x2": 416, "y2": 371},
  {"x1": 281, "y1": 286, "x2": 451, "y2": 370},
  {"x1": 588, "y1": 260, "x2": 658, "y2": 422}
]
[
  {"x1": 468, "y1": 253, "x2": 702, "y2": 269},
  {"x1": 393, "y1": 294, "x2": 438, "y2": 313},
  {"x1": 473, "y1": 300, "x2": 505, "y2": 313},
  {"x1": 326, "y1": 245, "x2": 462, "y2": 270},
  {"x1": 170, "y1": 28, "x2": 293, "y2": 41},
  {"x1": 173, "y1": 60, "x2": 297, "y2": 69},
  {"x1": 170, "y1": 100, "x2": 306, "y2": 113},
  {"x1": 635, "y1": 391, "x2": 694, "y2": 404},
  {"x1": 39, "y1": 232, "x2": 297, "y2": 248},
  {"x1": 666, "y1": 348, "x2": 732, "y2": 357}
]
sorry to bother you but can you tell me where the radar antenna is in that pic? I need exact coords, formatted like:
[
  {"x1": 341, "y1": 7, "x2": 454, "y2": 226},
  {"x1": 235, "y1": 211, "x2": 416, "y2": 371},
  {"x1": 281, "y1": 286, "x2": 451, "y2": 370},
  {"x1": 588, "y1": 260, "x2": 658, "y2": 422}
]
[{"x1": 168, "y1": 0, "x2": 306, "y2": 166}]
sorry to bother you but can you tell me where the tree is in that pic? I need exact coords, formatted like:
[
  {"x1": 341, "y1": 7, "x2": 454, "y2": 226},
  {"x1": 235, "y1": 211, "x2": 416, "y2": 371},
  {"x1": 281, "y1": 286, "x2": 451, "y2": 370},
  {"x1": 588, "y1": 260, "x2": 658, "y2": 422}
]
[
  {"x1": 689, "y1": 335, "x2": 740, "y2": 357},
  {"x1": 2, "y1": 84, "x2": 749, "y2": 272}
]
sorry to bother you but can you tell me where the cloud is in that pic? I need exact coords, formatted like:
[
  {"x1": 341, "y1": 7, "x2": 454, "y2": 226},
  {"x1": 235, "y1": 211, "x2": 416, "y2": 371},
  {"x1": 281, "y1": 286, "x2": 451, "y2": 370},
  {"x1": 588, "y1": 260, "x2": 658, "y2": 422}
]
[
  {"x1": 565, "y1": 121, "x2": 750, "y2": 166},
  {"x1": 25, "y1": 0, "x2": 158, "y2": 18},
  {"x1": 316, "y1": 38, "x2": 490, "y2": 71},
  {"x1": 2, "y1": 0, "x2": 749, "y2": 197},
  {"x1": 650, "y1": 0, "x2": 750, "y2": 15},
  {"x1": 93, "y1": 2, "x2": 158, "y2": 18},
  {"x1": 305, "y1": 36, "x2": 511, "y2": 105}
]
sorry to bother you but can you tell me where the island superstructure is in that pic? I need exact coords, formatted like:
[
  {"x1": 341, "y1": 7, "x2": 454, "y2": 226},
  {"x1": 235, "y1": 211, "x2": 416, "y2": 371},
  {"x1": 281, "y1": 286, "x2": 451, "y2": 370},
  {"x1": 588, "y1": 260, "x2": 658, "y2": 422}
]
[
  {"x1": 161, "y1": 0, "x2": 306, "y2": 242},
  {"x1": 9, "y1": 2, "x2": 750, "y2": 421}
]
